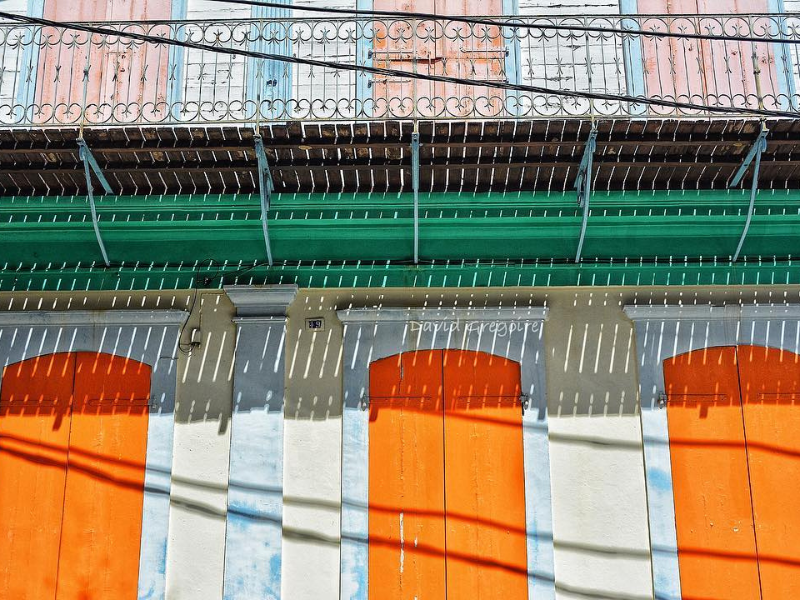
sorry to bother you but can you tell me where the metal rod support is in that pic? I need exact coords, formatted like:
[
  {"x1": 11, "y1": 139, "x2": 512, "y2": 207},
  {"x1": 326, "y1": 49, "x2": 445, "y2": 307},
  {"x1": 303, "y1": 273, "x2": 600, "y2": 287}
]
[
  {"x1": 731, "y1": 126, "x2": 769, "y2": 188},
  {"x1": 730, "y1": 126, "x2": 768, "y2": 263},
  {"x1": 411, "y1": 132, "x2": 420, "y2": 265},
  {"x1": 254, "y1": 133, "x2": 275, "y2": 267},
  {"x1": 574, "y1": 124, "x2": 598, "y2": 264},
  {"x1": 77, "y1": 139, "x2": 111, "y2": 266}
]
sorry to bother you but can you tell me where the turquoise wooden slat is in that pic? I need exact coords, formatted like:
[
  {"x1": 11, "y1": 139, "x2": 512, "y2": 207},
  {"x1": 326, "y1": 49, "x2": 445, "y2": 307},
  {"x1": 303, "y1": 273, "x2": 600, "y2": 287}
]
[{"x1": 248, "y1": 1, "x2": 293, "y2": 121}]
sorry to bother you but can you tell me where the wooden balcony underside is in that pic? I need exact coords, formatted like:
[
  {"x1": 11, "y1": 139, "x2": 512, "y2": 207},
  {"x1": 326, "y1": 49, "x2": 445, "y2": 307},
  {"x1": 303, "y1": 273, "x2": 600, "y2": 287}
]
[{"x1": 2, "y1": 118, "x2": 799, "y2": 196}]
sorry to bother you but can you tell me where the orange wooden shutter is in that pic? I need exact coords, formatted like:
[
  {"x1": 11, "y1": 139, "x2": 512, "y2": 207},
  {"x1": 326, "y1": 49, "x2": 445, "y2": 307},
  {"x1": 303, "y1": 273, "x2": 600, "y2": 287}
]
[
  {"x1": 442, "y1": 350, "x2": 527, "y2": 599},
  {"x1": 55, "y1": 352, "x2": 150, "y2": 600},
  {"x1": 0, "y1": 354, "x2": 75, "y2": 600},
  {"x1": 663, "y1": 346, "x2": 761, "y2": 600},
  {"x1": 371, "y1": 0, "x2": 505, "y2": 118},
  {"x1": 368, "y1": 351, "x2": 447, "y2": 600},
  {"x1": 737, "y1": 345, "x2": 800, "y2": 599},
  {"x1": 0, "y1": 352, "x2": 150, "y2": 600}
]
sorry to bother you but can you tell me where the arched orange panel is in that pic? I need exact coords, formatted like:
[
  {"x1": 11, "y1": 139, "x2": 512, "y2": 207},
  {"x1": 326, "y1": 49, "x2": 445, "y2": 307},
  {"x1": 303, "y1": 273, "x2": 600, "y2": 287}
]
[
  {"x1": 0, "y1": 352, "x2": 150, "y2": 600},
  {"x1": 442, "y1": 350, "x2": 527, "y2": 599},
  {"x1": 663, "y1": 347, "x2": 761, "y2": 600},
  {"x1": 737, "y1": 345, "x2": 800, "y2": 599},
  {"x1": 368, "y1": 349, "x2": 527, "y2": 600},
  {"x1": 0, "y1": 353, "x2": 75, "y2": 600}
]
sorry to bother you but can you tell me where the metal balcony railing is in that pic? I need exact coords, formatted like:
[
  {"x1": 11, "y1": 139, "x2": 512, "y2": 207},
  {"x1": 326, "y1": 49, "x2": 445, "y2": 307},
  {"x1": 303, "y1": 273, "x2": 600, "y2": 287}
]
[{"x1": 1, "y1": 13, "x2": 799, "y2": 127}]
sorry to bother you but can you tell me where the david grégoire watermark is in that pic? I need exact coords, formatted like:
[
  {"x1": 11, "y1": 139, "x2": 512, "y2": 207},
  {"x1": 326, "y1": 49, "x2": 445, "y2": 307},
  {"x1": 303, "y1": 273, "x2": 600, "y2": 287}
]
[{"x1": 409, "y1": 319, "x2": 541, "y2": 337}]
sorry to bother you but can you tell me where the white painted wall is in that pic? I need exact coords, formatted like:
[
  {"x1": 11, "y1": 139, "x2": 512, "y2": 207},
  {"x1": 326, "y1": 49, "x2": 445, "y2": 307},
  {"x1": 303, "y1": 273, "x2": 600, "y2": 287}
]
[{"x1": 165, "y1": 292, "x2": 236, "y2": 600}]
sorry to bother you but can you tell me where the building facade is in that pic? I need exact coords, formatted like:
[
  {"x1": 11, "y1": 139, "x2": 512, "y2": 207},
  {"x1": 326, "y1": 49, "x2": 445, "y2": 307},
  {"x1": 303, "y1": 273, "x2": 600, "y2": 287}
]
[{"x1": 1, "y1": 1, "x2": 800, "y2": 600}]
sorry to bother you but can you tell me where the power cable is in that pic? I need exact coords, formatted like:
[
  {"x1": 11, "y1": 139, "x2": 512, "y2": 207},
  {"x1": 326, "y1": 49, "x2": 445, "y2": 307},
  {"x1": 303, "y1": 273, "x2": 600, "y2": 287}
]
[
  {"x1": 0, "y1": 10, "x2": 798, "y2": 119},
  {"x1": 206, "y1": 0, "x2": 800, "y2": 46}
]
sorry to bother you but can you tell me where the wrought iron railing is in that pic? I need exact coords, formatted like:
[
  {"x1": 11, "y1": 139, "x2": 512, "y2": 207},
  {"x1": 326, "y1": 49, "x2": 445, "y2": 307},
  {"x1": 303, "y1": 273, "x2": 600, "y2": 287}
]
[{"x1": 1, "y1": 13, "x2": 799, "y2": 126}]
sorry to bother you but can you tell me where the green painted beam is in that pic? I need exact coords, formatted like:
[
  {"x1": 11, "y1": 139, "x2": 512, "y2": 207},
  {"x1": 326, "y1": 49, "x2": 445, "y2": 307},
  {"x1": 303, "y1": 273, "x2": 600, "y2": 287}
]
[
  {"x1": 1, "y1": 190, "x2": 799, "y2": 290},
  {"x1": 0, "y1": 260, "x2": 797, "y2": 292}
]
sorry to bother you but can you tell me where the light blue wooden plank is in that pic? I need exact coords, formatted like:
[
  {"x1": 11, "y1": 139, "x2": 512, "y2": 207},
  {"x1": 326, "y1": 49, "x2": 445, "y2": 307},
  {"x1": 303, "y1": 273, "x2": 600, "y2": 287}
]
[
  {"x1": 502, "y1": 0, "x2": 522, "y2": 117},
  {"x1": 619, "y1": 0, "x2": 647, "y2": 116},
  {"x1": 770, "y1": 0, "x2": 797, "y2": 110},
  {"x1": 355, "y1": 0, "x2": 374, "y2": 118},
  {"x1": 249, "y1": 1, "x2": 293, "y2": 121},
  {"x1": 340, "y1": 403, "x2": 369, "y2": 600},
  {"x1": 166, "y1": 0, "x2": 188, "y2": 122},
  {"x1": 520, "y1": 322, "x2": 555, "y2": 600},
  {"x1": 223, "y1": 321, "x2": 287, "y2": 600},
  {"x1": 137, "y1": 357, "x2": 179, "y2": 600},
  {"x1": 14, "y1": 0, "x2": 46, "y2": 123}
]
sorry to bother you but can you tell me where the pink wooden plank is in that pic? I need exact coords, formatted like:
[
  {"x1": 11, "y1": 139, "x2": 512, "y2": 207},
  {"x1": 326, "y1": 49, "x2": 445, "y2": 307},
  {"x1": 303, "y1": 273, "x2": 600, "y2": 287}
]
[
  {"x1": 637, "y1": 0, "x2": 781, "y2": 113},
  {"x1": 35, "y1": 0, "x2": 173, "y2": 124}
]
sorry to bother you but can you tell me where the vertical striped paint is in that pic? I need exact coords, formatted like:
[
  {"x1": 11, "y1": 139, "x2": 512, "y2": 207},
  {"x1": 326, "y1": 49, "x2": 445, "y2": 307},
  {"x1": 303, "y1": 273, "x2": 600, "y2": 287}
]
[
  {"x1": 13, "y1": 0, "x2": 46, "y2": 122},
  {"x1": 341, "y1": 358, "x2": 370, "y2": 600},
  {"x1": 137, "y1": 356, "x2": 180, "y2": 600},
  {"x1": 737, "y1": 344, "x2": 800, "y2": 598},
  {"x1": 0, "y1": 311, "x2": 187, "y2": 600},
  {"x1": 627, "y1": 305, "x2": 800, "y2": 600},
  {"x1": 338, "y1": 307, "x2": 552, "y2": 600},
  {"x1": 223, "y1": 320, "x2": 287, "y2": 600},
  {"x1": 663, "y1": 347, "x2": 760, "y2": 600},
  {"x1": 519, "y1": 322, "x2": 555, "y2": 600},
  {"x1": 770, "y1": 0, "x2": 797, "y2": 110},
  {"x1": 625, "y1": 306, "x2": 741, "y2": 600},
  {"x1": 222, "y1": 285, "x2": 298, "y2": 600}
]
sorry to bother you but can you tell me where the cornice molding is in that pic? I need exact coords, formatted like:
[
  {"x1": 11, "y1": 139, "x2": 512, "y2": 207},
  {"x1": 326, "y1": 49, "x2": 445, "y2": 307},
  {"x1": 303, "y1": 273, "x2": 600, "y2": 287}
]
[
  {"x1": 0, "y1": 310, "x2": 188, "y2": 327},
  {"x1": 337, "y1": 306, "x2": 548, "y2": 324},
  {"x1": 224, "y1": 285, "x2": 299, "y2": 318}
]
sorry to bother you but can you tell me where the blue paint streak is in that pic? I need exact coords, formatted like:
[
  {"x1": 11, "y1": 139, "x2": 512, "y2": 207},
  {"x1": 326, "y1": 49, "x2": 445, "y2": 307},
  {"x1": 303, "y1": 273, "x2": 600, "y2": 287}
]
[
  {"x1": 648, "y1": 467, "x2": 672, "y2": 492},
  {"x1": 619, "y1": 0, "x2": 646, "y2": 116}
]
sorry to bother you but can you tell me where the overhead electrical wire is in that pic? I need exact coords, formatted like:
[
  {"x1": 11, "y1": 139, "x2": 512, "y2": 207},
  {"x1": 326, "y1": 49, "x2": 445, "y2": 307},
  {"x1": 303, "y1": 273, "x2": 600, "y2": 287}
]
[
  {"x1": 206, "y1": 0, "x2": 800, "y2": 46},
  {"x1": 1, "y1": 10, "x2": 798, "y2": 119}
]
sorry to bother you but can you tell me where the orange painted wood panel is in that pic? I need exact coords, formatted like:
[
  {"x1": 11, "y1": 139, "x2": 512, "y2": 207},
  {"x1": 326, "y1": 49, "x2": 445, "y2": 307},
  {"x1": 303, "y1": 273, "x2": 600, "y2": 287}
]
[
  {"x1": 372, "y1": 0, "x2": 505, "y2": 118},
  {"x1": 737, "y1": 345, "x2": 800, "y2": 599},
  {"x1": 56, "y1": 353, "x2": 150, "y2": 600},
  {"x1": 368, "y1": 351, "x2": 447, "y2": 600},
  {"x1": 442, "y1": 350, "x2": 527, "y2": 600},
  {"x1": 663, "y1": 346, "x2": 761, "y2": 600},
  {"x1": 0, "y1": 354, "x2": 75, "y2": 600}
]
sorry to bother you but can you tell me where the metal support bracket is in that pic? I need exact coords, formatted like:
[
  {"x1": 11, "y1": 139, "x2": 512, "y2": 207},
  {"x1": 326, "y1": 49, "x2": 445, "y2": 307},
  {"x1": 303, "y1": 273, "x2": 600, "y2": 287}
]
[
  {"x1": 729, "y1": 125, "x2": 768, "y2": 263},
  {"x1": 254, "y1": 133, "x2": 275, "y2": 267},
  {"x1": 574, "y1": 124, "x2": 598, "y2": 263},
  {"x1": 411, "y1": 132, "x2": 421, "y2": 264},
  {"x1": 77, "y1": 138, "x2": 111, "y2": 267}
]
